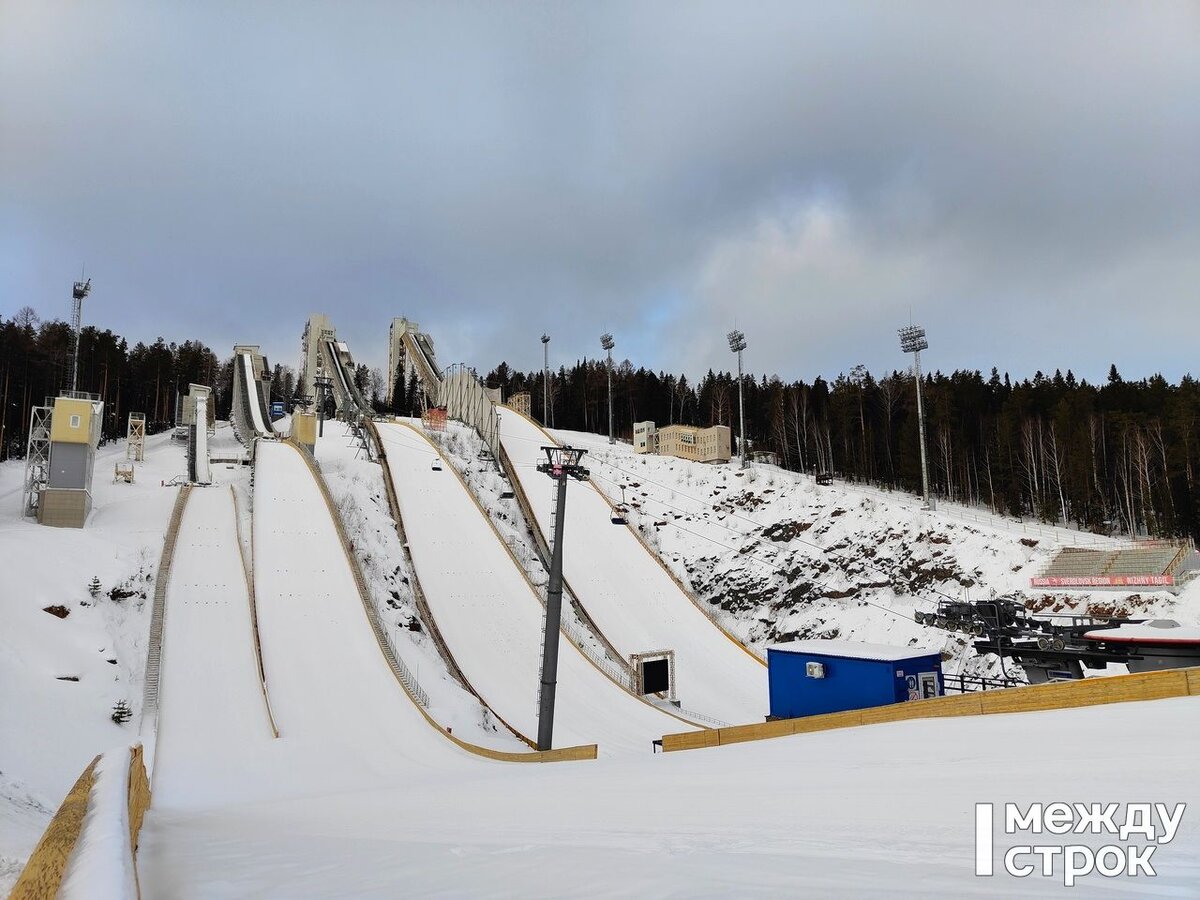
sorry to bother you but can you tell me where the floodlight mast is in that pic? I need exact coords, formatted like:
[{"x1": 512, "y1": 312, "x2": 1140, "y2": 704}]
[
  {"x1": 541, "y1": 334, "x2": 550, "y2": 427},
  {"x1": 727, "y1": 329, "x2": 748, "y2": 469},
  {"x1": 534, "y1": 445, "x2": 589, "y2": 750},
  {"x1": 601, "y1": 332, "x2": 615, "y2": 444},
  {"x1": 898, "y1": 325, "x2": 935, "y2": 511},
  {"x1": 70, "y1": 278, "x2": 91, "y2": 393}
]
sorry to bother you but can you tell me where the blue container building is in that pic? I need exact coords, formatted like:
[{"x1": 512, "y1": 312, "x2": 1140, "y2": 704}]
[{"x1": 767, "y1": 640, "x2": 943, "y2": 720}]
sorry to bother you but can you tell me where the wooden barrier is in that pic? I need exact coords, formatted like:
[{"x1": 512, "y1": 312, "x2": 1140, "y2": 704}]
[
  {"x1": 661, "y1": 666, "x2": 1200, "y2": 753},
  {"x1": 12, "y1": 744, "x2": 152, "y2": 899},
  {"x1": 127, "y1": 744, "x2": 150, "y2": 855},
  {"x1": 9, "y1": 757, "x2": 100, "y2": 899}
]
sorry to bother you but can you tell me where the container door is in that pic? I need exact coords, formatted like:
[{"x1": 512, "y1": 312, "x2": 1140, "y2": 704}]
[{"x1": 918, "y1": 671, "x2": 939, "y2": 699}]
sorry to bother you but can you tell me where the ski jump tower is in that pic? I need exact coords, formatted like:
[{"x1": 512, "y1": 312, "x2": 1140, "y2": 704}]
[
  {"x1": 387, "y1": 317, "x2": 442, "y2": 411},
  {"x1": 231, "y1": 345, "x2": 273, "y2": 445}
]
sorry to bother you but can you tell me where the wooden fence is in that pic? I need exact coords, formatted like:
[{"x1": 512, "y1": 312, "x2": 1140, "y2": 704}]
[{"x1": 661, "y1": 666, "x2": 1200, "y2": 753}]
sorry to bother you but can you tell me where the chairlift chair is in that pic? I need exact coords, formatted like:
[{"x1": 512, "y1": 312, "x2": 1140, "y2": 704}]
[{"x1": 611, "y1": 485, "x2": 629, "y2": 525}]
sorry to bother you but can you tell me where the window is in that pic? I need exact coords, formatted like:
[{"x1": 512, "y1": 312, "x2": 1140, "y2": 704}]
[{"x1": 69, "y1": 415, "x2": 81, "y2": 428}]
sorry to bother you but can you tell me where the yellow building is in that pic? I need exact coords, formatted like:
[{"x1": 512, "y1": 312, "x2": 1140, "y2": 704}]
[
  {"x1": 40, "y1": 395, "x2": 104, "y2": 527},
  {"x1": 649, "y1": 423, "x2": 731, "y2": 464}
]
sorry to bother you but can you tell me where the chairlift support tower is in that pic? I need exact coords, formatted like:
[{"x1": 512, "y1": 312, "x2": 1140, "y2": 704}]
[{"x1": 534, "y1": 445, "x2": 589, "y2": 750}]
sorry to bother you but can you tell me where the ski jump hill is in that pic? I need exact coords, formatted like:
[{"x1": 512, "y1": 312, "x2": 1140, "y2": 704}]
[{"x1": 9, "y1": 324, "x2": 1199, "y2": 898}]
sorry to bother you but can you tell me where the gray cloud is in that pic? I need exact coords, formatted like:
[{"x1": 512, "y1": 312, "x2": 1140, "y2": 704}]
[{"x1": 2, "y1": 1, "x2": 1197, "y2": 384}]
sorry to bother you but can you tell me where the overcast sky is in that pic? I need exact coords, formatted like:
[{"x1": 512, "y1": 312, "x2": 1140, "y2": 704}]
[{"x1": 2, "y1": 1, "x2": 1197, "y2": 384}]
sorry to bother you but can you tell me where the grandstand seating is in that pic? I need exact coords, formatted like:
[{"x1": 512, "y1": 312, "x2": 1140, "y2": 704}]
[{"x1": 1036, "y1": 542, "x2": 1192, "y2": 584}]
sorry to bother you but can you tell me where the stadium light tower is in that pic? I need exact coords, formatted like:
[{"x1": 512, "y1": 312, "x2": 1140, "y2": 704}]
[
  {"x1": 70, "y1": 277, "x2": 91, "y2": 393},
  {"x1": 535, "y1": 445, "x2": 589, "y2": 750},
  {"x1": 727, "y1": 328, "x2": 748, "y2": 469},
  {"x1": 898, "y1": 324, "x2": 935, "y2": 511},
  {"x1": 601, "y1": 332, "x2": 615, "y2": 444},
  {"x1": 541, "y1": 333, "x2": 550, "y2": 427}
]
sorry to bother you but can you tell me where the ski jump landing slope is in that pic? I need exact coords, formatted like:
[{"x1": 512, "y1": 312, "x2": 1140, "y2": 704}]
[
  {"x1": 150, "y1": 486, "x2": 274, "y2": 809},
  {"x1": 235, "y1": 349, "x2": 272, "y2": 439},
  {"x1": 377, "y1": 423, "x2": 691, "y2": 754},
  {"x1": 499, "y1": 409, "x2": 767, "y2": 724}
]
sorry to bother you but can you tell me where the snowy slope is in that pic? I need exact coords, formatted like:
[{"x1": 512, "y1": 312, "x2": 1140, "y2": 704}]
[
  {"x1": 151, "y1": 485, "x2": 277, "y2": 810},
  {"x1": 0, "y1": 430, "x2": 186, "y2": 891},
  {"x1": 377, "y1": 422, "x2": 692, "y2": 753},
  {"x1": 134, "y1": 696, "x2": 1200, "y2": 897},
  {"x1": 552, "y1": 428, "x2": 1200, "y2": 676},
  {"x1": 244, "y1": 440, "x2": 479, "y2": 791},
  {"x1": 313, "y1": 421, "x2": 534, "y2": 750},
  {"x1": 499, "y1": 409, "x2": 768, "y2": 724}
]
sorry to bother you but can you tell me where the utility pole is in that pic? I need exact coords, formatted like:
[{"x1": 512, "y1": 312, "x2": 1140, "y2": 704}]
[
  {"x1": 727, "y1": 328, "x2": 747, "y2": 469},
  {"x1": 70, "y1": 278, "x2": 91, "y2": 394},
  {"x1": 601, "y1": 332, "x2": 615, "y2": 444},
  {"x1": 534, "y1": 445, "x2": 589, "y2": 750},
  {"x1": 899, "y1": 325, "x2": 935, "y2": 511},
  {"x1": 541, "y1": 333, "x2": 550, "y2": 427}
]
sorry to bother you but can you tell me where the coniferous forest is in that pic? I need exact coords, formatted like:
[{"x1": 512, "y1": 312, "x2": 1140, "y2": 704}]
[
  {"x1": 482, "y1": 359, "x2": 1200, "y2": 542},
  {"x1": 2, "y1": 305, "x2": 1197, "y2": 541}
]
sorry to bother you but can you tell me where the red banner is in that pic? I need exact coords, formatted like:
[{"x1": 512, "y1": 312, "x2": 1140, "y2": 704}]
[{"x1": 1030, "y1": 575, "x2": 1175, "y2": 588}]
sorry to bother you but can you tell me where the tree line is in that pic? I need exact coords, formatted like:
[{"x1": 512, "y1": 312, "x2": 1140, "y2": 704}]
[
  {"x1": 4, "y1": 305, "x2": 1195, "y2": 540},
  {"x1": 483, "y1": 359, "x2": 1200, "y2": 541}
]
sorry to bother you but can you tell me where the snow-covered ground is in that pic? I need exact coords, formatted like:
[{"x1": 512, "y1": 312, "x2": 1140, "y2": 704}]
[
  {"x1": 5, "y1": 414, "x2": 1199, "y2": 896},
  {"x1": 548, "y1": 428, "x2": 1200, "y2": 678},
  {"x1": 0, "y1": 426, "x2": 192, "y2": 890},
  {"x1": 137, "y1": 696, "x2": 1200, "y2": 897}
]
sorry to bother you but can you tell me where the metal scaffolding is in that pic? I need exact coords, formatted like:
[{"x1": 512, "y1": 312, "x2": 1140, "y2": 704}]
[
  {"x1": 127, "y1": 412, "x2": 146, "y2": 461},
  {"x1": 21, "y1": 405, "x2": 53, "y2": 517}
]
